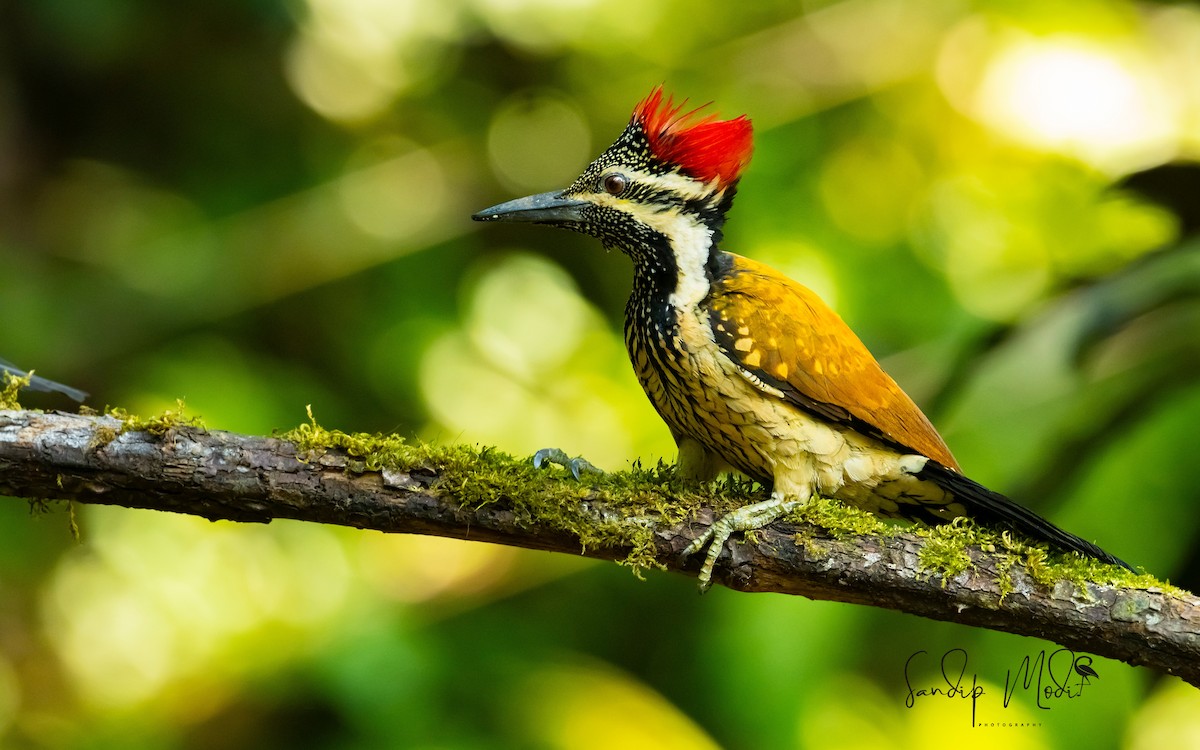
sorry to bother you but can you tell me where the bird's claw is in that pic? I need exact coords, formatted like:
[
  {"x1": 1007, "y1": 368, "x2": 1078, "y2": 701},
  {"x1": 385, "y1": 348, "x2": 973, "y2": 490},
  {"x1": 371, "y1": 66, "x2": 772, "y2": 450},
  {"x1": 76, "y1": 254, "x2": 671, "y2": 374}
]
[
  {"x1": 680, "y1": 523, "x2": 731, "y2": 594},
  {"x1": 680, "y1": 496, "x2": 804, "y2": 593},
  {"x1": 533, "y1": 448, "x2": 602, "y2": 480}
]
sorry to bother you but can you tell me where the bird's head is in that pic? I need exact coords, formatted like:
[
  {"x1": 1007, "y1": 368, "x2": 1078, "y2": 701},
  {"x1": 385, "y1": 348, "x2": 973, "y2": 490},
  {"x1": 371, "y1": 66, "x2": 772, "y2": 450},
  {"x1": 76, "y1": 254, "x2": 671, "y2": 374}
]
[{"x1": 473, "y1": 87, "x2": 753, "y2": 269}]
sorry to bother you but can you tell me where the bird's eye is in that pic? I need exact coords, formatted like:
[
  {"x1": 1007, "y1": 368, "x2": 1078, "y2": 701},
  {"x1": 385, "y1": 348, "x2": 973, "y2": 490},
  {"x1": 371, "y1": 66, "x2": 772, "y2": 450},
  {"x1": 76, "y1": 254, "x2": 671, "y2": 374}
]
[{"x1": 602, "y1": 173, "x2": 628, "y2": 196}]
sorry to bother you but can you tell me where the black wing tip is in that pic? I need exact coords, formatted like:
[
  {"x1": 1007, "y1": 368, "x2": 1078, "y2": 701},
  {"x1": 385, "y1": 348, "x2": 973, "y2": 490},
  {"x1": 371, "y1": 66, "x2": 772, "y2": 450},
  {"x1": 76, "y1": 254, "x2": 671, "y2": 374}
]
[{"x1": 916, "y1": 461, "x2": 1135, "y2": 573}]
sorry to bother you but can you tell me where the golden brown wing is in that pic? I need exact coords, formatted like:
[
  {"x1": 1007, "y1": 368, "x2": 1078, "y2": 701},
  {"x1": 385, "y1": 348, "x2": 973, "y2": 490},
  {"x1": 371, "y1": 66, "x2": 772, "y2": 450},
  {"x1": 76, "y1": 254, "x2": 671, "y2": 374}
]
[{"x1": 707, "y1": 253, "x2": 959, "y2": 470}]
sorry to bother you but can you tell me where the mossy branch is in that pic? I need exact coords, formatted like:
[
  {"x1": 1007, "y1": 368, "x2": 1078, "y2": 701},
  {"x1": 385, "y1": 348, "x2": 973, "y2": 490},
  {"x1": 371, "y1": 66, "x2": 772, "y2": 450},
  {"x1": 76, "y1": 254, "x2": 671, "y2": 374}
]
[{"x1": 1, "y1": 408, "x2": 1197, "y2": 686}]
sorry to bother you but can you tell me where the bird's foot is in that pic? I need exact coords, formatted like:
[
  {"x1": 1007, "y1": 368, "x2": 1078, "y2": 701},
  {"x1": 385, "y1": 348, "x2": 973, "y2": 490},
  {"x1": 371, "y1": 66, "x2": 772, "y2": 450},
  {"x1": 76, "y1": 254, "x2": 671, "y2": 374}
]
[
  {"x1": 532, "y1": 448, "x2": 603, "y2": 480},
  {"x1": 681, "y1": 495, "x2": 804, "y2": 592}
]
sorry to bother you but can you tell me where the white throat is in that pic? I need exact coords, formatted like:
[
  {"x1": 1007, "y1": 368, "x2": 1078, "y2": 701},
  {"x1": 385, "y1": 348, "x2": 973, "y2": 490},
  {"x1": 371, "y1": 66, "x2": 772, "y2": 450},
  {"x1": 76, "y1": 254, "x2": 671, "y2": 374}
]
[{"x1": 640, "y1": 207, "x2": 714, "y2": 309}]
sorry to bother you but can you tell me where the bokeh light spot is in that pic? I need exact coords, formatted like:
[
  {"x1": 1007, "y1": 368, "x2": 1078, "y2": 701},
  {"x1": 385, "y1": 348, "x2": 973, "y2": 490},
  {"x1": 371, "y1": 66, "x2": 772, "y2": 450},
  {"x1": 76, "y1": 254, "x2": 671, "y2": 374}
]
[
  {"x1": 923, "y1": 175, "x2": 1053, "y2": 320},
  {"x1": 338, "y1": 139, "x2": 448, "y2": 241},
  {"x1": 418, "y1": 252, "x2": 663, "y2": 467},
  {"x1": 42, "y1": 511, "x2": 353, "y2": 711},
  {"x1": 357, "y1": 534, "x2": 516, "y2": 602},
  {"x1": 467, "y1": 252, "x2": 589, "y2": 379},
  {"x1": 818, "y1": 138, "x2": 923, "y2": 245},
  {"x1": 513, "y1": 660, "x2": 721, "y2": 750},
  {"x1": 285, "y1": 0, "x2": 456, "y2": 123},
  {"x1": 473, "y1": 0, "x2": 604, "y2": 52},
  {"x1": 487, "y1": 92, "x2": 591, "y2": 193},
  {"x1": 971, "y1": 35, "x2": 1177, "y2": 173},
  {"x1": 285, "y1": 33, "x2": 399, "y2": 123},
  {"x1": 1126, "y1": 678, "x2": 1200, "y2": 750}
]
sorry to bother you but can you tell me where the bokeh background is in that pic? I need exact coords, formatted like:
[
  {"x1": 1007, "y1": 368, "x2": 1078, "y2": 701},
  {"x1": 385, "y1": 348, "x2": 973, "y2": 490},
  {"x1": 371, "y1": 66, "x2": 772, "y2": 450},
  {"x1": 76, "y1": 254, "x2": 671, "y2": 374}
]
[{"x1": 3, "y1": 0, "x2": 1200, "y2": 747}]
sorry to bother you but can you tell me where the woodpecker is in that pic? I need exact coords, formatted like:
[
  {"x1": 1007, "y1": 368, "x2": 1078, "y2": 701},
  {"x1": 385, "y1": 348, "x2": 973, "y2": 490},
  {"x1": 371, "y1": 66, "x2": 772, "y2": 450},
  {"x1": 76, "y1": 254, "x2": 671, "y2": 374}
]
[{"x1": 473, "y1": 87, "x2": 1132, "y2": 588}]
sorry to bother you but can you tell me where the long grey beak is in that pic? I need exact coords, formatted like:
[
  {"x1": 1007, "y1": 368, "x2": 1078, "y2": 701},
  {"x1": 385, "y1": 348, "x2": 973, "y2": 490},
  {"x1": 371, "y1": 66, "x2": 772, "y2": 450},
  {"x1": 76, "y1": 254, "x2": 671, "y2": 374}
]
[{"x1": 472, "y1": 190, "x2": 587, "y2": 224}]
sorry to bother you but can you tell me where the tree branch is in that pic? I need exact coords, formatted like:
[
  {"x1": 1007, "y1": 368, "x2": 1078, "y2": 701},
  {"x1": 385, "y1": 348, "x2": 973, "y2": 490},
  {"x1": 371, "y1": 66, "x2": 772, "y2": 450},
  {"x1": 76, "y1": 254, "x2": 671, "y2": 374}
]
[{"x1": 1, "y1": 409, "x2": 1196, "y2": 686}]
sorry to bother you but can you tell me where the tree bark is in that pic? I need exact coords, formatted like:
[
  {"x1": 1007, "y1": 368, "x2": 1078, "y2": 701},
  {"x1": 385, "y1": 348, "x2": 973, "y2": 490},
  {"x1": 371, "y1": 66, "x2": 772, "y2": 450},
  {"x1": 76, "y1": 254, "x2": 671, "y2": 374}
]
[{"x1": 1, "y1": 409, "x2": 1196, "y2": 686}]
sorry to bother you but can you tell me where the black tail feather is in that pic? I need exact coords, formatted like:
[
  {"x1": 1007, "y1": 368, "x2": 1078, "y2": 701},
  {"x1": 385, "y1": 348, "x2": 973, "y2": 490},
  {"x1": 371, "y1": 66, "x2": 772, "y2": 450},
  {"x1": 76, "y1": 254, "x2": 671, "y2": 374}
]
[{"x1": 916, "y1": 461, "x2": 1134, "y2": 572}]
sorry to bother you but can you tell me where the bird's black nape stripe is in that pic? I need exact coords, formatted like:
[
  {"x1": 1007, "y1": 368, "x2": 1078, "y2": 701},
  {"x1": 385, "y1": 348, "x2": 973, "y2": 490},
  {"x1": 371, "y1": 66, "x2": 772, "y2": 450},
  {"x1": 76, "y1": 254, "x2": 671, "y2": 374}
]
[{"x1": 916, "y1": 461, "x2": 1134, "y2": 571}]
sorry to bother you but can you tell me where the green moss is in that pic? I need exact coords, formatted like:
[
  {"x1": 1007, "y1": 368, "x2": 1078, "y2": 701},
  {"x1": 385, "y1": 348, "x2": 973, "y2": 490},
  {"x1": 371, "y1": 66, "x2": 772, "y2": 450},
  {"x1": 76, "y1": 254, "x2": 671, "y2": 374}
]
[
  {"x1": 0, "y1": 370, "x2": 30, "y2": 410},
  {"x1": 278, "y1": 407, "x2": 1186, "y2": 593},
  {"x1": 68, "y1": 500, "x2": 80, "y2": 542},
  {"x1": 912, "y1": 514, "x2": 1180, "y2": 596},
  {"x1": 287, "y1": 406, "x2": 423, "y2": 472},
  {"x1": 917, "y1": 517, "x2": 981, "y2": 584},
  {"x1": 86, "y1": 423, "x2": 121, "y2": 452},
  {"x1": 791, "y1": 495, "x2": 891, "y2": 539},
  {"x1": 786, "y1": 495, "x2": 893, "y2": 557},
  {"x1": 109, "y1": 399, "x2": 205, "y2": 436},
  {"x1": 1021, "y1": 546, "x2": 1175, "y2": 595},
  {"x1": 994, "y1": 557, "x2": 1016, "y2": 600},
  {"x1": 282, "y1": 407, "x2": 700, "y2": 574}
]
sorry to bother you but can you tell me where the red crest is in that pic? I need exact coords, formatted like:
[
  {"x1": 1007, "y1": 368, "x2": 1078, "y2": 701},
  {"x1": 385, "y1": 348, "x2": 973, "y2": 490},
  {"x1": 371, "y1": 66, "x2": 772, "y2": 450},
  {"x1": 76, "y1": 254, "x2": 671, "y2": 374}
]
[{"x1": 632, "y1": 86, "x2": 753, "y2": 186}]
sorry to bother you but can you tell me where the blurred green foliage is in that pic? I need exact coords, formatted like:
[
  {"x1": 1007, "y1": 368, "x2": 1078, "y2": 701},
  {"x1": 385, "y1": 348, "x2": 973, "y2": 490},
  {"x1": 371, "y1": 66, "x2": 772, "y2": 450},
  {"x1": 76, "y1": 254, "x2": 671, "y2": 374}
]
[{"x1": 2, "y1": 0, "x2": 1199, "y2": 747}]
